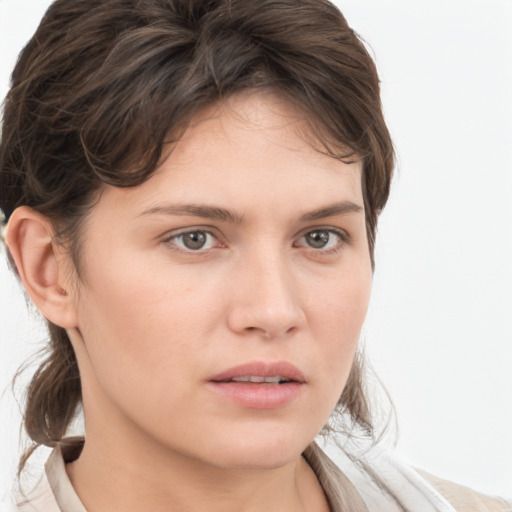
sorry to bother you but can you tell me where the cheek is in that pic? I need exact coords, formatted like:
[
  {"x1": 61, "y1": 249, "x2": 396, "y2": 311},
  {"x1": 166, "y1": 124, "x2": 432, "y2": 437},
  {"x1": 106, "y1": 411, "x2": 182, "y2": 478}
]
[
  {"x1": 311, "y1": 262, "x2": 372, "y2": 389},
  {"x1": 74, "y1": 253, "x2": 230, "y2": 405},
  {"x1": 74, "y1": 272, "x2": 169, "y2": 385},
  {"x1": 74, "y1": 274, "x2": 212, "y2": 438},
  {"x1": 311, "y1": 255, "x2": 372, "y2": 334}
]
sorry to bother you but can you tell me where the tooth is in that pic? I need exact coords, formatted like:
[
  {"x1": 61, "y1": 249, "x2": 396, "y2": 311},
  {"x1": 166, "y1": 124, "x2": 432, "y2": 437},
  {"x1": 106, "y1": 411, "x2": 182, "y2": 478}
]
[{"x1": 230, "y1": 376, "x2": 289, "y2": 383}]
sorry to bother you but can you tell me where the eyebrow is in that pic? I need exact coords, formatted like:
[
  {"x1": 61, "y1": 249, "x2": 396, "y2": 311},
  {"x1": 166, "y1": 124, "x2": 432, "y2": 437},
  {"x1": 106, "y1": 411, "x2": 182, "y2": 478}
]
[
  {"x1": 299, "y1": 201, "x2": 363, "y2": 221},
  {"x1": 139, "y1": 200, "x2": 363, "y2": 223},
  {"x1": 140, "y1": 204, "x2": 245, "y2": 223}
]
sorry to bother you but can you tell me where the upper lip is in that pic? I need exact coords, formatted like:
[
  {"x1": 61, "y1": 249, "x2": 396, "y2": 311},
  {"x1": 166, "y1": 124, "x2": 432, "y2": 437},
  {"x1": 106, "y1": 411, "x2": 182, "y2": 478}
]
[{"x1": 208, "y1": 361, "x2": 306, "y2": 383}]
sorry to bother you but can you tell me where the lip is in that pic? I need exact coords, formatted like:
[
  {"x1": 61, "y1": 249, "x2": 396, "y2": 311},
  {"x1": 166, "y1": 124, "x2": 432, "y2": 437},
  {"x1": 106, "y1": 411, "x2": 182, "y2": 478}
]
[{"x1": 206, "y1": 361, "x2": 306, "y2": 410}]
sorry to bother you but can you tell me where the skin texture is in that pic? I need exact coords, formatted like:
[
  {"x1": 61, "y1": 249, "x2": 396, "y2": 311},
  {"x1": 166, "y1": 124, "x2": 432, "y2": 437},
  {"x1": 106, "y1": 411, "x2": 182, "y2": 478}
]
[{"x1": 7, "y1": 91, "x2": 373, "y2": 512}]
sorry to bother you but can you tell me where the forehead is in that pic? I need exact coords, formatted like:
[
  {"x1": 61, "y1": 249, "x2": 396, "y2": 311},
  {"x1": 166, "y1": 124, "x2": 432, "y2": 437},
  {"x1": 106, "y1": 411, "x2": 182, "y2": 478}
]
[
  {"x1": 175, "y1": 91, "x2": 357, "y2": 166},
  {"x1": 97, "y1": 91, "x2": 364, "y2": 220}
]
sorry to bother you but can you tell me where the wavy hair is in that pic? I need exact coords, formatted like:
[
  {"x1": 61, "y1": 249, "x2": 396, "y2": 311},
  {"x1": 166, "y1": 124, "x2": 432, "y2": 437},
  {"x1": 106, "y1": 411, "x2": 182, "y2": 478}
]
[{"x1": 0, "y1": 0, "x2": 394, "y2": 474}]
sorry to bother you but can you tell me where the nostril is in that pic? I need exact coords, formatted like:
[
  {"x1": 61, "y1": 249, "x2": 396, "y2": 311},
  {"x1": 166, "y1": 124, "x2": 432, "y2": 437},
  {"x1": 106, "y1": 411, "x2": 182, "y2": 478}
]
[
  {"x1": 242, "y1": 325, "x2": 297, "y2": 339},
  {"x1": 227, "y1": 298, "x2": 305, "y2": 339}
]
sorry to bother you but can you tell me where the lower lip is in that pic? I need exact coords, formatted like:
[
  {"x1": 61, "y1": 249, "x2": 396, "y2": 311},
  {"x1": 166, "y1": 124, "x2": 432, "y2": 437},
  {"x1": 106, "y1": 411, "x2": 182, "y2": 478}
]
[{"x1": 207, "y1": 381, "x2": 303, "y2": 410}]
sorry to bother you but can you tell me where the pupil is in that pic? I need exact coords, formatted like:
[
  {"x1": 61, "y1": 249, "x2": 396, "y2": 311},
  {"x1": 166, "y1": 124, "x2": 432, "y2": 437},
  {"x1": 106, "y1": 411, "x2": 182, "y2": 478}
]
[
  {"x1": 183, "y1": 232, "x2": 206, "y2": 250},
  {"x1": 306, "y1": 231, "x2": 329, "y2": 248}
]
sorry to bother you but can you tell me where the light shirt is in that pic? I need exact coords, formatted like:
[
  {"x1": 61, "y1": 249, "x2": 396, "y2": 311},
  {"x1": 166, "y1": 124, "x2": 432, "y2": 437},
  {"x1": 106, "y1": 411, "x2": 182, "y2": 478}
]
[{"x1": 9, "y1": 439, "x2": 511, "y2": 512}]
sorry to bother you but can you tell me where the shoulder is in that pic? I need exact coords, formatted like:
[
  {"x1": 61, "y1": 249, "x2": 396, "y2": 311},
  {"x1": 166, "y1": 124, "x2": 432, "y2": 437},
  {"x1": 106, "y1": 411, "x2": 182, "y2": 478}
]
[
  {"x1": 419, "y1": 470, "x2": 512, "y2": 512},
  {"x1": 6, "y1": 474, "x2": 60, "y2": 512},
  {"x1": 308, "y1": 440, "x2": 511, "y2": 512},
  {"x1": 8, "y1": 440, "x2": 86, "y2": 512}
]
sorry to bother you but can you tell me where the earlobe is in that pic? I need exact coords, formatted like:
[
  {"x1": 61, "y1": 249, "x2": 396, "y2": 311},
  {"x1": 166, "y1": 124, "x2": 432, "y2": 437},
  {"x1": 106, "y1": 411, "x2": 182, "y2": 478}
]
[{"x1": 5, "y1": 206, "x2": 78, "y2": 328}]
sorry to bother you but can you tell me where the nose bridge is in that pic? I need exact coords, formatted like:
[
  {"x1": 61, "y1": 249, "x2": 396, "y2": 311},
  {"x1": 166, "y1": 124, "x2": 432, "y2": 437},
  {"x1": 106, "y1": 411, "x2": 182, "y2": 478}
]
[{"x1": 228, "y1": 240, "x2": 305, "y2": 338}]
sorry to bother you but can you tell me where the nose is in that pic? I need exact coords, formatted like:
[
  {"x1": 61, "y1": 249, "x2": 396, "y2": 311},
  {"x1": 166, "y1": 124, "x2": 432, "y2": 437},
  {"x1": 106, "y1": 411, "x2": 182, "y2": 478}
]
[{"x1": 226, "y1": 250, "x2": 306, "y2": 339}]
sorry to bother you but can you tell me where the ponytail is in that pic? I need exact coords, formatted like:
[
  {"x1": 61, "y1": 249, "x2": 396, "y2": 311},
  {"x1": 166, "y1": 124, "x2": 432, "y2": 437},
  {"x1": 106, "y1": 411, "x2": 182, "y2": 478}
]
[{"x1": 18, "y1": 322, "x2": 81, "y2": 475}]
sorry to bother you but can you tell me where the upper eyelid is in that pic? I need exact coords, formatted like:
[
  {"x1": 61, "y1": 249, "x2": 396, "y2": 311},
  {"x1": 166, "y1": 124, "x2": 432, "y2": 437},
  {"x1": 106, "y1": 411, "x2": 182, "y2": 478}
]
[
  {"x1": 294, "y1": 226, "x2": 350, "y2": 241},
  {"x1": 161, "y1": 226, "x2": 220, "y2": 241},
  {"x1": 291, "y1": 229, "x2": 350, "y2": 255}
]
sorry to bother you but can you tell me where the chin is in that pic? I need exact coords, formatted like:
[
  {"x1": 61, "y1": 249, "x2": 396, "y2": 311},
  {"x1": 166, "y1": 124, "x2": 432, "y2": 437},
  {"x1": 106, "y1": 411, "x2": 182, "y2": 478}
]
[
  {"x1": 198, "y1": 428, "x2": 313, "y2": 471},
  {"x1": 214, "y1": 450, "x2": 300, "y2": 471}
]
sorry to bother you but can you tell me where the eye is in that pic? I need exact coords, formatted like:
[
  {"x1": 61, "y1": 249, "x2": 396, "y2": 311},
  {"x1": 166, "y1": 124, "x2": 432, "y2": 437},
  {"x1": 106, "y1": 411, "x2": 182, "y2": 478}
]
[
  {"x1": 296, "y1": 228, "x2": 346, "y2": 251},
  {"x1": 166, "y1": 230, "x2": 219, "y2": 251}
]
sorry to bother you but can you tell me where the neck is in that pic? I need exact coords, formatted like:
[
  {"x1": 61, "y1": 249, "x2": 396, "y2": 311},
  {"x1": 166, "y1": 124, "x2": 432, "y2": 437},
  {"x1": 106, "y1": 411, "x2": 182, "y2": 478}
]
[{"x1": 66, "y1": 432, "x2": 327, "y2": 512}]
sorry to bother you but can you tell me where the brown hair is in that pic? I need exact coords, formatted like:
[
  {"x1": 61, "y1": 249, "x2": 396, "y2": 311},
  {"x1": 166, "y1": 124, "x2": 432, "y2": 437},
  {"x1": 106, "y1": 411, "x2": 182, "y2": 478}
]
[{"x1": 0, "y1": 0, "x2": 394, "y2": 472}]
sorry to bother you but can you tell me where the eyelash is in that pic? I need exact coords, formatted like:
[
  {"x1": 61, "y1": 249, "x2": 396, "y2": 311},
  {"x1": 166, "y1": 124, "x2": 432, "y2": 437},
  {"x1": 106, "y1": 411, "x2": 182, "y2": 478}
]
[
  {"x1": 293, "y1": 228, "x2": 349, "y2": 255},
  {"x1": 162, "y1": 227, "x2": 350, "y2": 255},
  {"x1": 163, "y1": 229, "x2": 223, "y2": 252}
]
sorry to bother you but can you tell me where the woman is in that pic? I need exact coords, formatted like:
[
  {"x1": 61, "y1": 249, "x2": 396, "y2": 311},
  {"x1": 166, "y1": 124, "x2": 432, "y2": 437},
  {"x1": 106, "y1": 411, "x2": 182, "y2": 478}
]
[{"x1": 0, "y1": 0, "x2": 510, "y2": 511}]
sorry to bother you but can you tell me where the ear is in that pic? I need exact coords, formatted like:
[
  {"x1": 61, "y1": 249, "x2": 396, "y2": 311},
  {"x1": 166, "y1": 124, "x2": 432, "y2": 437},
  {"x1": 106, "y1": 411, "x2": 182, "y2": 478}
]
[{"x1": 5, "y1": 206, "x2": 78, "y2": 328}]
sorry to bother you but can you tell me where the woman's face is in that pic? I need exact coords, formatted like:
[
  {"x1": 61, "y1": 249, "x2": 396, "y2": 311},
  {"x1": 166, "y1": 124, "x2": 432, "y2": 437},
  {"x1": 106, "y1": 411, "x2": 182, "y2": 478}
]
[{"x1": 69, "y1": 92, "x2": 373, "y2": 470}]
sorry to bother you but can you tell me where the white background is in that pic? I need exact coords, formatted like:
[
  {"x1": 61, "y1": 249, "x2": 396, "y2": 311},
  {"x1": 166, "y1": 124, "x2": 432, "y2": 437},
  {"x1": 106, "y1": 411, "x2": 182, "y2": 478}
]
[{"x1": 1, "y1": 0, "x2": 511, "y2": 503}]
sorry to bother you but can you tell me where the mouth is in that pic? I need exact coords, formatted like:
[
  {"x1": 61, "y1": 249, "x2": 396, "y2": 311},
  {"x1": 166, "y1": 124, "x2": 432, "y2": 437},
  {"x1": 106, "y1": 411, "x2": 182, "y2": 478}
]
[
  {"x1": 208, "y1": 361, "x2": 306, "y2": 384},
  {"x1": 207, "y1": 361, "x2": 306, "y2": 409},
  {"x1": 219, "y1": 375, "x2": 295, "y2": 384}
]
